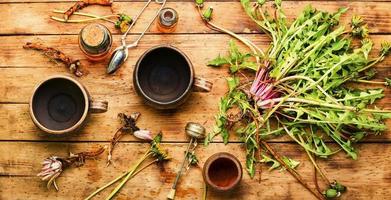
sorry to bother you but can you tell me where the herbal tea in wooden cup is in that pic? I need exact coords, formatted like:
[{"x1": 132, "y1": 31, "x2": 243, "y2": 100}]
[
  {"x1": 134, "y1": 45, "x2": 213, "y2": 109},
  {"x1": 203, "y1": 152, "x2": 243, "y2": 191},
  {"x1": 29, "y1": 75, "x2": 108, "y2": 135}
]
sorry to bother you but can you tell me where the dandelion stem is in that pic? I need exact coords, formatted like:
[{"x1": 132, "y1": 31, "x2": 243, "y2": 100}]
[
  {"x1": 105, "y1": 151, "x2": 152, "y2": 200},
  {"x1": 51, "y1": 12, "x2": 117, "y2": 24},
  {"x1": 258, "y1": 97, "x2": 391, "y2": 113},
  {"x1": 84, "y1": 172, "x2": 128, "y2": 200},
  {"x1": 202, "y1": 182, "x2": 208, "y2": 200},
  {"x1": 352, "y1": 79, "x2": 387, "y2": 85},
  {"x1": 196, "y1": 6, "x2": 263, "y2": 64}
]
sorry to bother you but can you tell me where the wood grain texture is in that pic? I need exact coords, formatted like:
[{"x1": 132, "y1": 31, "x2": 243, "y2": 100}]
[
  {"x1": 1, "y1": 1, "x2": 391, "y2": 35},
  {"x1": 0, "y1": 34, "x2": 389, "y2": 142},
  {"x1": 1, "y1": 0, "x2": 391, "y2": 199},
  {"x1": 1, "y1": 142, "x2": 391, "y2": 200},
  {"x1": 0, "y1": 35, "x2": 390, "y2": 98},
  {"x1": 2, "y1": 0, "x2": 391, "y2": 3}
]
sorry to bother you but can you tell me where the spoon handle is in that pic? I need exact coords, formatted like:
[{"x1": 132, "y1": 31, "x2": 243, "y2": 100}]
[
  {"x1": 121, "y1": 0, "x2": 153, "y2": 44},
  {"x1": 132, "y1": 0, "x2": 167, "y2": 47},
  {"x1": 167, "y1": 137, "x2": 194, "y2": 200}
]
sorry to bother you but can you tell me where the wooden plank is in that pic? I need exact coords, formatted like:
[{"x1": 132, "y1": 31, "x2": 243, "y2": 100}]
[
  {"x1": 1, "y1": 1, "x2": 390, "y2": 200},
  {"x1": 1, "y1": 142, "x2": 391, "y2": 199},
  {"x1": 1, "y1": 1, "x2": 391, "y2": 35},
  {"x1": 2, "y1": 0, "x2": 391, "y2": 3},
  {"x1": 0, "y1": 34, "x2": 233, "y2": 142},
  {"x1": 0, "y1": 34, "x2": 265, "y2": 67},
  {"x1": 2, "y1": 34, "x2": 391, "y2": 68},
  {"x1": 0, "y1": 34, "x2": 390, "y2": 142},
  {"x1": 1, "y1": 96, "x2": 390, "y2": 142},
  {"x1": 0, "y1": 96, "x2": 225, "y2": 142}
]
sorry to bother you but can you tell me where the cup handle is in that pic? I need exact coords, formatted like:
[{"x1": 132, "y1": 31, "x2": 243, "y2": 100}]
[
  {"x1": 89, "y1": 100, "x2": 108, "y2": 113},
  {"x1": 193, "y1": 77, "x2": 213, "y2": 92}
]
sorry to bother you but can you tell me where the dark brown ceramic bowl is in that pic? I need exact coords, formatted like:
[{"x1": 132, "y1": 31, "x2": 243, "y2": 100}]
[
  {"x1": 134, "y1": 45, "x2": 193, "y2": 109},
  {"x1": 203, "y1": 152, "x2": 243, "y2": 191},
  {"x1": 133, "y1": 45, "x2": 212, "y2": 110},
  {"x1": 29, "y1": 75, "x2": 108, "y2": 135}
]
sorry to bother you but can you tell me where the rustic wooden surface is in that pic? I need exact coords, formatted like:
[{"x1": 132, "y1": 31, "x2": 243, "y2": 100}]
[{"x1": 0, "y1": 0, "x2": 390, "y2": 200}]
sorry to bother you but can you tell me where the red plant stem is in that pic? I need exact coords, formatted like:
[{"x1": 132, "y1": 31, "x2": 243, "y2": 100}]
[
  {"x1": 257, "y1": 85, "x2": 273, "y2": 99},
  {"x1": 314, "y1": 157, "x2": 325, "y2": 195},
  {"x1": 250, "y1": 68, "x2": 266, "y2": 94}
]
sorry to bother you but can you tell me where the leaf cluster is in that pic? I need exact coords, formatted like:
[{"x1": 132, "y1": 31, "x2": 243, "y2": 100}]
[
  {"x1": 150, "y1": 133, "x2": 170, "y2": 162},
  {"x1": 208, "y1": 40, "x2": 258, "y2": 73},
  {"x1": 205, "y1": 0, "x2": 391, "y2": 182},
  {"x1": 259, "y1": 154, "x2": 300, "y2": 171}
]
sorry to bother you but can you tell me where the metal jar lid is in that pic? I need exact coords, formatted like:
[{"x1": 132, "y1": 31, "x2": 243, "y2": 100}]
[
  {"x1": 158, "y1": 7, "x2": 178, "y2": 28},
  {"x1": 185, "y1": 122, "x2": 205, "y2": 139},
  {"x1": 79, "y1": 23, "x2": 112, "y2": 55}
]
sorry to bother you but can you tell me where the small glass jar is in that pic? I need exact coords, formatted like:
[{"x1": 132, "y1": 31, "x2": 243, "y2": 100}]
[
  {"x1": 79, "y1": 23, "x2": 112, "y2": 61},
  {"x1": 157, "y1": 8, "x2": 178, "y2": 33}
]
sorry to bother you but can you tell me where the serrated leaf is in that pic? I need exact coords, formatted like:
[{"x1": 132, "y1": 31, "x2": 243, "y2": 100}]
[
  {"x1": 207, "y1": 55, "x2": 229, "y2": 67},
  {"x1": 226, "y1": 76, "x2": 240, "y2": 93}
]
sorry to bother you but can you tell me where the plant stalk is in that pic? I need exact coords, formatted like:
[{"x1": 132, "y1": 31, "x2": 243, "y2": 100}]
[
  {"x1": 51, "y1": 12, "x2": 118, "y2": 24},
  {"x1": 260, "y1": 140, "x2": 324, "y2": 200},
  {"x1": 196, "y1": 6, "x2": 263, "y2": 63},
  {"x1": 84, "y1": 158, "x2": 157, "y2": 200},
  {"x1": 105, "y1": 151, "x2": 152, "y2": 200}
]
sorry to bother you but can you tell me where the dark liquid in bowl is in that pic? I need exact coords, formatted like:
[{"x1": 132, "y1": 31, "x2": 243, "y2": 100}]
[
  {"x1": 32, "y1": 78, "x2": 86, "y2": 130},
  {"x1": 208, "y1": 157, "x2": 239, "y2": 187},
  {"x1": 137, "y1": 47, "x2": 191, "y2": 103}
]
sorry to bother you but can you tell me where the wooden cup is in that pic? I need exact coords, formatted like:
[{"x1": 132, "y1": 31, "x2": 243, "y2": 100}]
[
  {"x1": 133, "y1": 45, "x2": 213, "y2": 109},
  {"x1": 203, "y1": 152, "x2": 243, "y2": 191},
  {"x1": 29, "y1": 75, "x2": 108, "y2": 135}
]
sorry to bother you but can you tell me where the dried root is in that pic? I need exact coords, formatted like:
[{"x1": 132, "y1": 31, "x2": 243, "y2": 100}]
[
  {"x1": 23, "y1": 42, "x2": 83, "y2": 77},
  {"x1": 107, "y1": 112, "x2": 141, "y2": 166},
  {"x1": 64, "y1": 0, "x2": 113, "y2": 21},
  {"x1": 67, "y1": 146, "x2": 106, "y2": 167},
  {"x1": 37, "y1": 146, "x2": 105, "y2": 191}
]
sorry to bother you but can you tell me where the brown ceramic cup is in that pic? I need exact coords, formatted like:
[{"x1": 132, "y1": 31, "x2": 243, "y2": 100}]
[
  {"x1": 133, "y1": 45, "x2": 213, "y2": 109},
  {"x1": 203, "y1": 152, "x2": 243, "y2": 191},
  {"x1": 29, "y1": 75, "x2": 108, "y2": 135}
]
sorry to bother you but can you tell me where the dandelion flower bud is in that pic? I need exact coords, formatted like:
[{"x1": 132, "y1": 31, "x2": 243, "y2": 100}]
[{"x1": 134, "y1": 130, "x2": 153, "y2": 141}]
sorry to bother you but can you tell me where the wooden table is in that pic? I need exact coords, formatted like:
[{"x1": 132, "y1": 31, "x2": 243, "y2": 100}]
[{"x1": 1, "y1": 0, "x2": 391, "y2": 199}]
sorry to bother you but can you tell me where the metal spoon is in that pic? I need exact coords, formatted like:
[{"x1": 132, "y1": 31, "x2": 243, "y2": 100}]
[
  {"x1": 167, "y1": 122, "x2": 205, "y2": 200},
  {"x1": 107, "y1": 0, "x2": 166, "y2": 74}
]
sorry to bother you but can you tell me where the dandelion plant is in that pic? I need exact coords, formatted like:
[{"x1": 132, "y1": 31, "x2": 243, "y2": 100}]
[
  {"x1": 85, "y1": 133, "x2": 169, "y2": 200},
  {"x1": 198, "y1": 0, "x2": 391, "y2": 199}
]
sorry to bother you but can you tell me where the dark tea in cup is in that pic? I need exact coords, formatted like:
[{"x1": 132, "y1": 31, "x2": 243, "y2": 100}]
[{"x1": 203, "y1": 152, "x2": 243, "y2": 191}]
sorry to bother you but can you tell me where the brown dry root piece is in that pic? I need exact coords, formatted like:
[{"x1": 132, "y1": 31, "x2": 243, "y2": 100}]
[
  {"x1": 64, "y1": 0, "x2": 113, "y2": 21},
  {"x1": 37, "y1": 146, "x2": 105, "y2": 191},
  {"x1": 107, "y1": 112, "x2": 141, "y2": 166},
  {"x1": 67, "y1": 145, "x2": 106, "y2": 166},
  {"x1": 23, "y1": 42, "x2": 83, "y2": 77}
]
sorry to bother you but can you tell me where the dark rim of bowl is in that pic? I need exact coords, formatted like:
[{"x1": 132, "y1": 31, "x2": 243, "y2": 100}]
[
  {"x1": 134, "y1": 44, "x2": 194, "y2": 106},
  {"x1": 29, "y1": 75, "x2": 89, "y2": 134}
]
